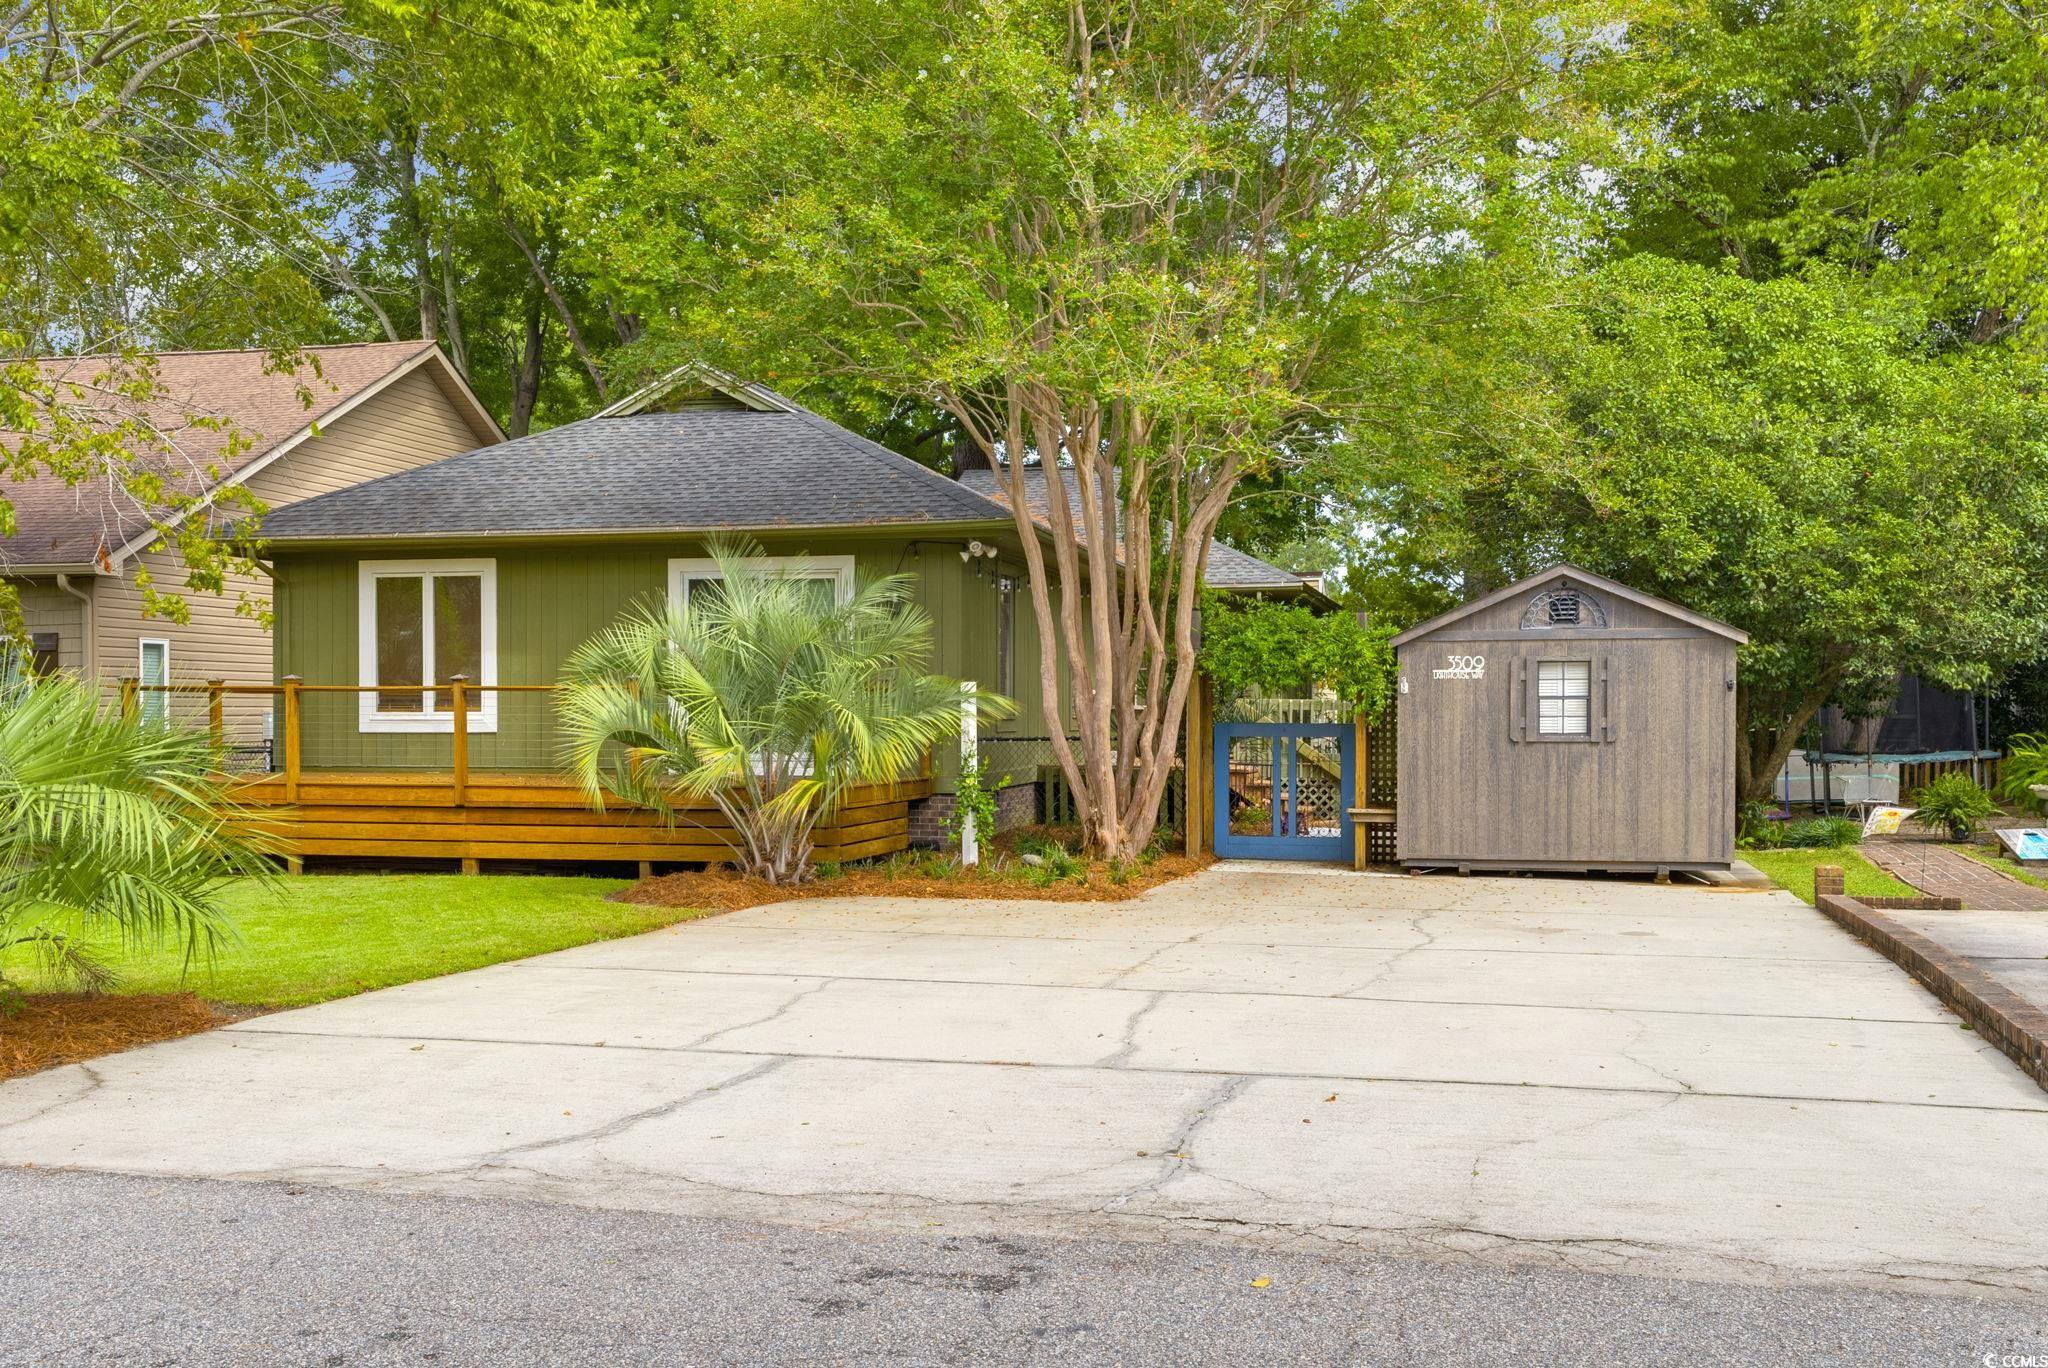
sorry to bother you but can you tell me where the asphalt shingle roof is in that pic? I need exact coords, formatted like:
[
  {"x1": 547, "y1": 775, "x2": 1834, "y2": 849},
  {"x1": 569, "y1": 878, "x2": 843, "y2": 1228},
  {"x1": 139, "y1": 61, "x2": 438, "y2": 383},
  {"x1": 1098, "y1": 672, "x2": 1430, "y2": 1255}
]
[
  {"x1": 259, "y1": 406, "x2": 1012, "y2": 541},
  {"x1": 3, "y1": 341, "x2": 449, "y2": 568},
  {"x1": 957, "y1": 467, "x2": 1310, "y2": 592}
]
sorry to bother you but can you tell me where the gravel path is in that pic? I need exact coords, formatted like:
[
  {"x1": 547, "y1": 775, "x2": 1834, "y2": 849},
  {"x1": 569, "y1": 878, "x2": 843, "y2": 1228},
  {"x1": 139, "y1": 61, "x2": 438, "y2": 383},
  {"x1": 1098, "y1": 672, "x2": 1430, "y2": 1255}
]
[{"x1": 6, "y1": 1167, "x2": 2045, "y2": 1366}]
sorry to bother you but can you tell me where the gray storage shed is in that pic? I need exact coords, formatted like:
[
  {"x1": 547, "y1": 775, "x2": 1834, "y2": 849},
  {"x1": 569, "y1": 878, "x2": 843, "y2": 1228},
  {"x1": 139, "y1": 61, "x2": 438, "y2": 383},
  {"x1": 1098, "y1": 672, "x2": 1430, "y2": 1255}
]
[{"x1": 1390, "y1": 566, "x2": 1749, "y2": 874}]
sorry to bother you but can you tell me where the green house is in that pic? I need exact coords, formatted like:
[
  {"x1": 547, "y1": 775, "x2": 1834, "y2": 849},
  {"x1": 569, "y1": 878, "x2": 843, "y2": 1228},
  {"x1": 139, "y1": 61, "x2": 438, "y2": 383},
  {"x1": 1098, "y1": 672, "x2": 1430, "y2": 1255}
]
[{"x1": 253, "y1": 365, "x2": 1315, "y2": 856}]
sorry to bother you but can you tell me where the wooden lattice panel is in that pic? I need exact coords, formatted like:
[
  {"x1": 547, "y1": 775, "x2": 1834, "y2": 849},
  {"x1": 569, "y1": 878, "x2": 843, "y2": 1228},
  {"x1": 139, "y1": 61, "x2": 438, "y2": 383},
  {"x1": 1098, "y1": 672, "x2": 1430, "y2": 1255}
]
[{"x1": 1366, "y1": 714, "x2": 1398, "y2": 864}]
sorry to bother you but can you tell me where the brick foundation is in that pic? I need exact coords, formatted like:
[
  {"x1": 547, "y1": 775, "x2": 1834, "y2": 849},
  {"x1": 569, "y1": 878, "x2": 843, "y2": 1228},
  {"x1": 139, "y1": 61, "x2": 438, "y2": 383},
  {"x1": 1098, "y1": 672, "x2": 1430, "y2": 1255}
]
[
  {"x1": 1813, "y1": 867, "x2": 2047, "y2": 1089},
  {"x1": 907, "y1": 782, "x2": 1039, "y2": 849}
]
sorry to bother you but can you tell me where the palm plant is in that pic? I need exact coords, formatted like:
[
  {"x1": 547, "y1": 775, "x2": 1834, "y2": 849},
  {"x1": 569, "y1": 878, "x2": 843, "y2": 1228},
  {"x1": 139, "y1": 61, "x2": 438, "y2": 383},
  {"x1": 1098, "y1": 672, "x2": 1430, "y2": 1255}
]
[
  {"x1": 0, "y1": 677, "x2": 270, "y2": 1012},
  {"x1": 556, "y1": 543, "x2": 1008, "y2": 883},
  {"x1": 1996, "y1": 734, "x2": 2048, "y2": 816}
]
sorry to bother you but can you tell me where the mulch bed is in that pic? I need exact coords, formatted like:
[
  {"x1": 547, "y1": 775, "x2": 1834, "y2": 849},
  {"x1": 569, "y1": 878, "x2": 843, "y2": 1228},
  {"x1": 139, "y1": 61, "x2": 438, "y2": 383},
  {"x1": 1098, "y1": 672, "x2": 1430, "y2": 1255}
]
[
  {"x1": 619, "y1": 852, "x2": 1213, "y2": 910},
  {"x1": 0, "y1": 993, "x2": 257, "y2": 1083}
]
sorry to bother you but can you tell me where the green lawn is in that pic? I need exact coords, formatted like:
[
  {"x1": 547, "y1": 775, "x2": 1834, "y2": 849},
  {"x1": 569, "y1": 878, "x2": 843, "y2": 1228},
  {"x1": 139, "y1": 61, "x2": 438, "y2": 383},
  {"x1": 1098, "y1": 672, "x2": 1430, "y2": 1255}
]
[
  {"x1": 1741, "y1": 848, "x2": 1918, "y2": 904},
  {"x1": 4, "y1": 874, "x2": 710, "y2": 1008}
]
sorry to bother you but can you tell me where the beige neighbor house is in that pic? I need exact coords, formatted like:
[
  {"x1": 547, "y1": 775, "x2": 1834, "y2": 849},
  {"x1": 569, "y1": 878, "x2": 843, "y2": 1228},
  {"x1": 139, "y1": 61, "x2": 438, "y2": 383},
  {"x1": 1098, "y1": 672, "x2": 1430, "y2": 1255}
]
[{"x1": 3, "y1": 342, "x2": 500, "y2": 747}]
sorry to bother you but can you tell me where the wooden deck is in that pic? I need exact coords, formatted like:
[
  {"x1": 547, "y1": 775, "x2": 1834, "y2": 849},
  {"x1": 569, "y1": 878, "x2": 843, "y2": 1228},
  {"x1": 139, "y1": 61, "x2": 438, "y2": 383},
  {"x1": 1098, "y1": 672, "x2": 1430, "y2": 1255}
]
[{"x1": 229, "y1": 770, "x2": 934, "y2": 870}]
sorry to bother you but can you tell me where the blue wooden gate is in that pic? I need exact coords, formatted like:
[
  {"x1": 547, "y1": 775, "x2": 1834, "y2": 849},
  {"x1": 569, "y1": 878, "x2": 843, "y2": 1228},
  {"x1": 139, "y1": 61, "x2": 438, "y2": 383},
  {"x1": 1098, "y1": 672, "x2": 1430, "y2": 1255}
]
[{"x1": 1212, "y1": 722, "x2": 1354, "y2": 861}]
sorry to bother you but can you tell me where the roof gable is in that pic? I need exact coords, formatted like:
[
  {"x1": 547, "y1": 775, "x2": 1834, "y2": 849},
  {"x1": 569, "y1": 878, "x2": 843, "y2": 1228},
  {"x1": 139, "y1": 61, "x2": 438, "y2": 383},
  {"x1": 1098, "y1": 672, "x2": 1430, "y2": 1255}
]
[
  {"x1": 595, "y1": 362, "x2": 798, "y2": 417},
  {"x1": 2, "y1": 342, "x2": 495, "y2": 570},
  {"x1": 1388, "y1": 565, "x2": 1749, "y2": 647}
]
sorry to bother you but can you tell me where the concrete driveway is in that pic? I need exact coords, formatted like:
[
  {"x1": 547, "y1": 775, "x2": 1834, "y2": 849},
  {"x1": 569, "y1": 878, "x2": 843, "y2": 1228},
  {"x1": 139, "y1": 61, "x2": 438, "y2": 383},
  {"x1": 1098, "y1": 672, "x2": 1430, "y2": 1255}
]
[{"x1": 4, "y1": 865, "x2": 2045, "y2": 1298}]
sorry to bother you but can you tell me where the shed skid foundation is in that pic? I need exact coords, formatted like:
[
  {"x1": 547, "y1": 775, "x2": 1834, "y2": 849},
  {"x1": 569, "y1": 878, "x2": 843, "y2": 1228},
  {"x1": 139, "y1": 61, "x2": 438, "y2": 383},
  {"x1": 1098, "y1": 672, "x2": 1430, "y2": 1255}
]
[{"x1": 1403, "y1": 859, "x2": 1733, "y2": 875}]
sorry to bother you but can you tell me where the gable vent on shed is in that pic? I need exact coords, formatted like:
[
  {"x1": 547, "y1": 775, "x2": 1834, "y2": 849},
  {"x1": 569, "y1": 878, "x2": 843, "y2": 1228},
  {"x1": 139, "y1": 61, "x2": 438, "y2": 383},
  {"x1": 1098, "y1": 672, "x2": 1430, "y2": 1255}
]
[{"x1": 1521, "y1": 586, "x2": 1608, "y2": 630}]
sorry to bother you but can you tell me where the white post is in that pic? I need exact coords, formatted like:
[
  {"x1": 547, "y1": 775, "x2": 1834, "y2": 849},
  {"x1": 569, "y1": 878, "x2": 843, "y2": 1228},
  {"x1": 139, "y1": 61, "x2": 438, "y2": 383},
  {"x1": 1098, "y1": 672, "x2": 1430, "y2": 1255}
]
[{"x1": 960, "y1": 681, "x2": 979, "y2": 867}]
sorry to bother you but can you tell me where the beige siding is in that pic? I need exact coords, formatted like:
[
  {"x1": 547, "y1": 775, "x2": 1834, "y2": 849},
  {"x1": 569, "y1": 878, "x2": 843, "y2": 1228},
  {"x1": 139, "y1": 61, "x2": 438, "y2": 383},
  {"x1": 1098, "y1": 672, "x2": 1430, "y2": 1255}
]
[
  {"x1": 8, "y1": 577, "x2": 86, "y2": 672},
  {"x1": 90, "y1": 362, "x2": 492, "y2": 732},
  {"x1": 243, "y1": 365, "x2": 486, "y2": 508}
]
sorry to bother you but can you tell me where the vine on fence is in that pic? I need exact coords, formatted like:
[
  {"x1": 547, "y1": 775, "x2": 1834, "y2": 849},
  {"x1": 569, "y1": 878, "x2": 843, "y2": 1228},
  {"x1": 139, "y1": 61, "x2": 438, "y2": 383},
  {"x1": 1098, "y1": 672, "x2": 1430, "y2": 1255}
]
[
  {"x1": 943, "y1": 753, "x2": 1008, "y2": 850},
  {"x1": 1197, "y1": 592, "x2": 1396, "y2": 720}
]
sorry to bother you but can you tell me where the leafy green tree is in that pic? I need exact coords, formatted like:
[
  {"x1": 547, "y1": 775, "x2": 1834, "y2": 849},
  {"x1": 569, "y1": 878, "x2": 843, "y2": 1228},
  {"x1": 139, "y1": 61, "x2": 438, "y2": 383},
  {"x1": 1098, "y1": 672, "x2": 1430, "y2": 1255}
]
[
  {"x1": 1343, "y1": 258, "x2": 2048, "y2": 803},
  {"x1": 586, "y1": 0, "x2": 1619, "y2": 858},
  {"x1": 0, "y1": 678, "x2": 269, "y2": 1010},
  {"x1": 1598, "y1": 0, "x2": 2048, "y2": 342},
  {"x1": 556, "y1": 543, "x2": 1007, "y2": 884}
]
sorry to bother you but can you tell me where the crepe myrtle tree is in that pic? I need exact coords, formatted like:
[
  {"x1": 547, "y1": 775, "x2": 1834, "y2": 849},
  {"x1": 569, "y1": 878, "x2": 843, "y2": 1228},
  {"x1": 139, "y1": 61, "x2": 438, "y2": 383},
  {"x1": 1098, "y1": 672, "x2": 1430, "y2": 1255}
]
[
  {"x1": 583, "y1": 0, "x2": 1619, "y2": 859},
  {"x1": 556, "y1": 542, "x2": 1011, "y2": 884}
]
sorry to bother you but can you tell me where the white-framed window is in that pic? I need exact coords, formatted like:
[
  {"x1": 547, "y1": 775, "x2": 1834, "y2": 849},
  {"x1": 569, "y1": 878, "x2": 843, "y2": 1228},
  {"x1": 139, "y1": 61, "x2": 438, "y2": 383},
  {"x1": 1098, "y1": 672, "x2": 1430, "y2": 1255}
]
[
  {"x1": 666, "y1": 554, "x2": 855, "y2": 611},
  {"x1": 1536, "y1": 660, "x2": 1592, "y2": 737},
  {"x1": 357, "y1": 558, "x2": 497, "y2": 734},
  {"x1": 138, "y1": 638, "x2": 170, "y2": 725}
]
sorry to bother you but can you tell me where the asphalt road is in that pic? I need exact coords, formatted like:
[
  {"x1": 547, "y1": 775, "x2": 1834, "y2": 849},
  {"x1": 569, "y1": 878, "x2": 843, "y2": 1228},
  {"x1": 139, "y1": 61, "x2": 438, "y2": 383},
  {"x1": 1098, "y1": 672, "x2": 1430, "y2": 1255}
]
[{"x1": 7, "y1": 1168, "x2": 2044, "y2": 1366}]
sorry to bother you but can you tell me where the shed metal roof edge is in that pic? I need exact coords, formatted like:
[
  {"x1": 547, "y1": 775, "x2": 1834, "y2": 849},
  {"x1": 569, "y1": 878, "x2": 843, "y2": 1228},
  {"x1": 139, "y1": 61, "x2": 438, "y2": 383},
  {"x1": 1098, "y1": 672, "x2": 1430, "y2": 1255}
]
[{"x1": 1388, "y1": 564, "x2": 1749, "y2": 648}]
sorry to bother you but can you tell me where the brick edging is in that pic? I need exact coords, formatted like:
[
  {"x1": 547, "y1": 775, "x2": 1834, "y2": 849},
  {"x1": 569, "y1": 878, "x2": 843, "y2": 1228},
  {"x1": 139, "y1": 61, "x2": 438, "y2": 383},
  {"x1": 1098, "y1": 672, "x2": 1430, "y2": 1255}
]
[{"x1": 1813, "y1": 885, "x2": 2048, "y2": 1089}]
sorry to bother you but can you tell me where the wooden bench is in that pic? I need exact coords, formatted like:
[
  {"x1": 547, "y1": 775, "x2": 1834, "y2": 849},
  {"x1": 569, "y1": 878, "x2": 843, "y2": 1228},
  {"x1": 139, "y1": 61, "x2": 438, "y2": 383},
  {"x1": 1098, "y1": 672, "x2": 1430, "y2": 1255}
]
[{"x1": 1347, "y1": 804, "x2": 1397, "y2": 870}]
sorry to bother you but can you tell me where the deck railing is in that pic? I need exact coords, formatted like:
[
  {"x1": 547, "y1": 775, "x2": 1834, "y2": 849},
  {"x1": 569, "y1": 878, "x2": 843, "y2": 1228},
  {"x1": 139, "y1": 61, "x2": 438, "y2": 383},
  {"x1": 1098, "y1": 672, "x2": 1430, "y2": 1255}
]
[{"x1": 118, "y1": 675, "x2": 935, "y2": 805}]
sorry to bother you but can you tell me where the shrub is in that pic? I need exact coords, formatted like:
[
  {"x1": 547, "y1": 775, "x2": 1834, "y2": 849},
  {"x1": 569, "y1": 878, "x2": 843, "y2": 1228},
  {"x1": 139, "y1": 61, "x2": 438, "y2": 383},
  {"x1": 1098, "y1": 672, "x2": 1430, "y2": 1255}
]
[
  {"x1": 1781, "y1": 817, "x2": 1864, "y2": 849},
  {"x1": 557, "y1": 540, "x2": 1012, "y2": 884},
  {"x1": 1910, "y1": 772, "x2": 1999, "y2": 839}
]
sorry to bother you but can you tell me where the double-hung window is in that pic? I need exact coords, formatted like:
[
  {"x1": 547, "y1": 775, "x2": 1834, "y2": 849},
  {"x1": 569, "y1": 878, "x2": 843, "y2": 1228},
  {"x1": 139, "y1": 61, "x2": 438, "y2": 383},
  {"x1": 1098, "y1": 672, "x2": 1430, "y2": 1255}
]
[
  {"x1": 1536, "y1": 660, "x2": 1592, "y2": 737},
  {"x1": 358, "y1": 559, "x2": 496, "y2": 733},
  {"x1": 666, "y1": 555, "x2": 855, "y2": 613}
]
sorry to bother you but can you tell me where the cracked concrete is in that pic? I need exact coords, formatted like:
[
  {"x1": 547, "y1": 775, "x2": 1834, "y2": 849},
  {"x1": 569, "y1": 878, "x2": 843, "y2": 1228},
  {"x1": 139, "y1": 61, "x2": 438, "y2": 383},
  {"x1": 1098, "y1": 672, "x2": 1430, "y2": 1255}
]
[{"x1": 3, "y1": 862, "x2": 2047, "y2": 1302}]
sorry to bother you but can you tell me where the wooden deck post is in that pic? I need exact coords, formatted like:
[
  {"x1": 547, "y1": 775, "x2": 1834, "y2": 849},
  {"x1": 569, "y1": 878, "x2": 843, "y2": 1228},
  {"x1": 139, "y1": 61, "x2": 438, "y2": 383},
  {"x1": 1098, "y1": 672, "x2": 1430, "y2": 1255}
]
[
  {"x1": 281, "y1": 676, "x2": 302, "y2": 806},
  {"x1": 207, "y1": 679, "x2": 225, "y2": 751},
  {"x1": 450, "y1": 675, "x2": 469, "y2": 808},
  {"x1": 118, "y1": 676, "x2": 138, "y2": 721}
]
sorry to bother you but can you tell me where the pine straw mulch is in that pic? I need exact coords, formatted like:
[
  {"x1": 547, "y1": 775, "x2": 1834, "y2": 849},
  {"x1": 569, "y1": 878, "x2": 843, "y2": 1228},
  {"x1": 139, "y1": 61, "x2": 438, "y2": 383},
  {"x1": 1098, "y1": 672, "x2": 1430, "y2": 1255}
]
[
  {"x1": 0, "y1": 993, "x2": 263, "y2": 1083},
  {"x1": 618, "y1": 849, "x2": 1214, "y2": 911}
]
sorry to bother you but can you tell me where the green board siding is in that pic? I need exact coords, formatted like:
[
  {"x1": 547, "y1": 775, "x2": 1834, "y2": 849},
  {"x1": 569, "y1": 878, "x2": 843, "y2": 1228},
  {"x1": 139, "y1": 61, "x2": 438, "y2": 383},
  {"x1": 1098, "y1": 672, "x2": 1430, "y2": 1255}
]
[{"x1": 273, "y1": 535, "x2": 1067, "y2": 781}]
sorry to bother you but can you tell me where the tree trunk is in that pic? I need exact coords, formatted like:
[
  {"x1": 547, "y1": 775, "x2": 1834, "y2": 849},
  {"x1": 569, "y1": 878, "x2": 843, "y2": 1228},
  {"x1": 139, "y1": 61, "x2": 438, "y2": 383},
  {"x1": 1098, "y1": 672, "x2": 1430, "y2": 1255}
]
[
  {"x1": 439, "y1": 229, "x2": 468, "y2": 377},
  {"x1": 394, "y1": 131, "x2": 440, "y2": 343},
  {"x1": 978, "y1": 387, "x2": 1237, "y2": 861},
  {"x1": 504, "y1": 218, "x2": 607, "y2": 400},
  {"x1": 507, "y1": 288, "x2": 544, "y2": 438},
  {"x1": 1735, "y1": 665, "x2": 1850, "y2": 806}
]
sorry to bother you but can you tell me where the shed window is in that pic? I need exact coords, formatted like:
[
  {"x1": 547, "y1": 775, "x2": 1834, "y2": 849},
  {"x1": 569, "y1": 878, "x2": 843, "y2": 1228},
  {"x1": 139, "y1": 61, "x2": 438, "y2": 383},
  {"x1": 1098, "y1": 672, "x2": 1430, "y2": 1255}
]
[
  {"x1": 357, "y1": 559, "x2": 497, "y2": 733},
  {"x1": 29, "y1": 632, "x2": 60, "y2": 677},
  {"x1": 1537, "y1": 660, "x2": 1592, "y2": 736}
]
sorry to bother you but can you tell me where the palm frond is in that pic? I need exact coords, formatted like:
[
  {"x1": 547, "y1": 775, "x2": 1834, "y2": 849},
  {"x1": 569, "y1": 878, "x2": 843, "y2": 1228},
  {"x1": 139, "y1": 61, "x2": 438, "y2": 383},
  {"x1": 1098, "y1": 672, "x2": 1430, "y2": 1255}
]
[{"x1": 556, "y1": 538, "x2": 1009, "y2": 883}]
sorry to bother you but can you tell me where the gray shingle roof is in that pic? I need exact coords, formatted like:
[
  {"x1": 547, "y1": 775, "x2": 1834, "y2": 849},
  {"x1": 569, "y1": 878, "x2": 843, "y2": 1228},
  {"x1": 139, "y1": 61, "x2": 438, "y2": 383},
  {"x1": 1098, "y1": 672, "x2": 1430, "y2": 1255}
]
[
  {"x1": 957, "y1": 467, "x2": 1313, "y2": 594},
  {"x1": 259, "y1": 406, "x2": 1011, "y2": 542}
]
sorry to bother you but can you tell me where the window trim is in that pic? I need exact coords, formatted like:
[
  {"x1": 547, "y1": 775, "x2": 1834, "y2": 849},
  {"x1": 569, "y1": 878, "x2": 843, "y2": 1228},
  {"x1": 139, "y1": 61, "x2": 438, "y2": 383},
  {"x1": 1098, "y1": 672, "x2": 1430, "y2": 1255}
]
[
  {"x1": 137, "y1": 637, "x2": 170, "y2": 725},
  {"x1": 666, "y1": 554, "x2": 856, "y2": 609},
  {"x1": 356, "y1": 558, "x2": 498, "y2": 734},
  {"x1": 1532, "y1": 658, "x2": 1594, "y2": 741}
]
